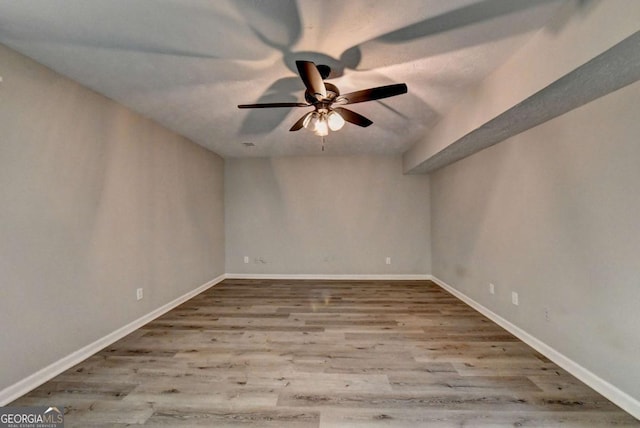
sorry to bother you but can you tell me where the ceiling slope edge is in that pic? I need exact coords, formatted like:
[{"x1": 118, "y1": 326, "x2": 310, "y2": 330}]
[{"x1": 405, "y1": 30, "x2": 640, "y2": 175}]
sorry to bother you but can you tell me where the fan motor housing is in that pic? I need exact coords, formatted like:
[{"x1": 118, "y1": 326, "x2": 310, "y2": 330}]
[{"x1": 305, "y1": 82, "x2": 340, "y2": 104}]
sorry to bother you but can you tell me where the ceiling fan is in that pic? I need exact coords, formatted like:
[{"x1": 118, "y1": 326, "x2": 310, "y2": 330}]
[{"x1": 238, "y1": 60, "x2": 408, "y2": 136}]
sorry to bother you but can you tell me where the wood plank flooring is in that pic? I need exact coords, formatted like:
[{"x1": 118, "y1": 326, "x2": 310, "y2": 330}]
[{"x1": 11, "y1": 279, "x2": 639, "y2": 426}]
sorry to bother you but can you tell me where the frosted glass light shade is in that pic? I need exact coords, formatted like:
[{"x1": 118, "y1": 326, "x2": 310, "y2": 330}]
[
  {"x1": 304, "y1": 112, "x2": 319, "y2": 129},
  {"x1": 327, "y1": 110, "x2": 345, "y2": 131},
  {"x1": 314, "y1": 119, "x2": 329, "y2": 136}
]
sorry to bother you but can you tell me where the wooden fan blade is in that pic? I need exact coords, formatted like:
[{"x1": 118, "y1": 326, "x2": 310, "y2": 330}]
[
  {"x1": 333, "y1": 107, "x2": 373, "y2": 127},
  {"x1": 296, "y1": 60, "x2": 327, "y2": 100},
  {"x1": 340, "y1": 83, "x2": 407, "y2": 105},
  {"x1": 238, "y1": 102, "x2": 310, "y2": 108},
  {"x1": 289, "y1": 112, "x2": 311, "y2": 131}
]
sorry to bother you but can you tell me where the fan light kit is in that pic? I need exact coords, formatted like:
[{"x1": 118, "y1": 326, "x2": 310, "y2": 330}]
[
  {"x1": 238, "y1": 60, "x2": 407, "y2": 138},
  {"x1": 303, "y1": 109, "x2": 345, "y2": 136}
]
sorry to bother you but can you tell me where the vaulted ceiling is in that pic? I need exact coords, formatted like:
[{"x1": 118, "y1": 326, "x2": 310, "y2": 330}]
[{"x1": 0, "y1": 0, "x2": 565, "y2": 157}]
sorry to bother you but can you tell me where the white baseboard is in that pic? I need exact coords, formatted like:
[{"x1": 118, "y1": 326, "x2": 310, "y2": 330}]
[
  {"x1": 429, "y1": 275, "x2": 640, "y2": 421},
  {"x1": 0, "y1": 274, "x2": 226, "y2": 406},
  {"x1": 225, "y1": 273, "x2": 431, "y2": 280}
]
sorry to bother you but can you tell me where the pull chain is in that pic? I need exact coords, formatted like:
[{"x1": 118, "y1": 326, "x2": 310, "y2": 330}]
[{"x1": 322, "y1": 136, "x2": 325, "y2": 152}]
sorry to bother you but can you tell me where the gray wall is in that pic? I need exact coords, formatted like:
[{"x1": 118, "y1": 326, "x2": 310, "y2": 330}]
[
  {"x1": 225, "y1": 156, "x2": 430, "y2": 275},
  {"x1": 430, "y1": 81, "x2": 640, "y2": 399},
  {"x1": 0, "y1": 44, "x2": 225, "y2": 391}
]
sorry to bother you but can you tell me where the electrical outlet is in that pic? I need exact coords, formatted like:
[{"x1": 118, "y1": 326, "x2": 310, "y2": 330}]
[
  {"x1": 511, "y1": 291, "x2": 519, "y2": 306},
  {"x1": 385, "y1": 257, "x2": 391, "y2": 265},
  {"x1": 489, "y1": 283, "x2": 495, "y2": 295},
  {"x1": 136, "y1": 288, "x2": 143, "y2": 301},
  {"x1": 544, "y1": 307, "x2": 550, "y2": 322},
  {"x1": 244, "y1": 256, "x2": 249, "y2": 264}
]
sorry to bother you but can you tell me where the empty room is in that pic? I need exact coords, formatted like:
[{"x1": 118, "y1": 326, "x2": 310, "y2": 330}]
[{"x1": 1, "y1": 0, "x2": 639, "y2": 426}]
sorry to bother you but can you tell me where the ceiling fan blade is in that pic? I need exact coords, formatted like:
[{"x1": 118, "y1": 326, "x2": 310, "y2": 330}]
[
  {"x1": 238, "y1": 102, "x2": 310, "y2": 109},
  {"x1": 333, "y1": 107, "x2": 373, "y2": 127},
  {"x1": 339, "y1": 83, "x2": 408, "y2": 105},
  {"x1": 289, "y1": 112, "x2": 311, "y2": 131},
  {"x1": 296, "y1": 60, "x2": 327, "y2": 100}
]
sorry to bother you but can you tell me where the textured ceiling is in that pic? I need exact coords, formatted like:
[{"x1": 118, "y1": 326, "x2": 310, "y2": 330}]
[{"x1": 0, "y1": 0, "x2": 563, "y2": 157}]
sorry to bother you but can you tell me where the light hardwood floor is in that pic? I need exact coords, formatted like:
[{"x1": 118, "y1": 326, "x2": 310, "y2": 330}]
[{"x1": 12, "y1": 279, "x2": 640, "y2": 426}]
